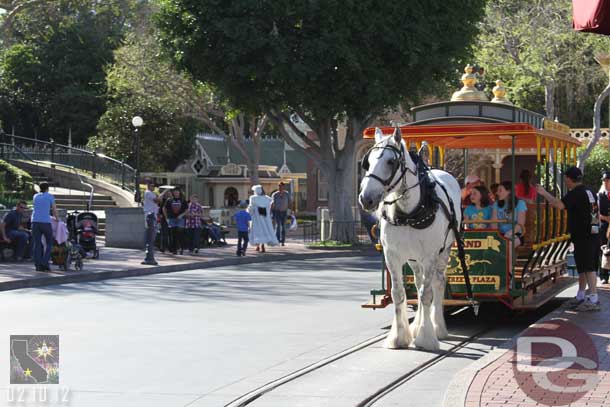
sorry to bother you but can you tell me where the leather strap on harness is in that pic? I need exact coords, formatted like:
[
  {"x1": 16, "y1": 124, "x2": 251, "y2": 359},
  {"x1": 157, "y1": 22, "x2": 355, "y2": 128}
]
[{"x1": 434, "y1": 179, "x2": 474, "y2": 303}]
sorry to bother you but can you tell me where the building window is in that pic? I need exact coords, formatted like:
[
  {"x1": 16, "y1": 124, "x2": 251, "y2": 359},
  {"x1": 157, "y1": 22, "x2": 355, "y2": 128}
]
[
  {"x1": 209, "y1": 187, "x2": 214, "y2": 207},
  {"x1": 224, "y1": 187, "x2": 239, "y2": 207},
  {"x1": 317, "y1": 170, "x2": 328, "y2": 201}
]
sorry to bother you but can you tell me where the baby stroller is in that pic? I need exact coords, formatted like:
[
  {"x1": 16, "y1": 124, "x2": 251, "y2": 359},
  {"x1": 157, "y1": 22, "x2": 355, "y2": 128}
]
[
  {"x1": 51, "y1": 240, "x2": 83, "y2": 271},
  {"x1": 67, "y1": 211, "x2": 100, "y2": 259},
  {"x1": 51, "y1": 219, "x2": 84, "y2": 271}
]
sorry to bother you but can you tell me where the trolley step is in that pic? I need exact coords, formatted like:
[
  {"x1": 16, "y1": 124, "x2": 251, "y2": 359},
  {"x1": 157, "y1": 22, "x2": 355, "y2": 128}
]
[{"x1": 512, "y1": 276, "x2": 577, "y2": 310}]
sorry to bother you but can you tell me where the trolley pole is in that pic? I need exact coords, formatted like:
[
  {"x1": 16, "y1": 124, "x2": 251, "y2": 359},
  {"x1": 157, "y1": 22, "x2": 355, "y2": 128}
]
[{"x1": 511, "y1": 135, "x2": 516, "y2": 291}]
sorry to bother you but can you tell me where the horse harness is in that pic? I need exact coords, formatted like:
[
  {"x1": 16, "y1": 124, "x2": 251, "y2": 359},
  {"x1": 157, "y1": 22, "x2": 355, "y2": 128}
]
[{"x1": 362, "y1": 142, "x2": 475, "y2": 303}]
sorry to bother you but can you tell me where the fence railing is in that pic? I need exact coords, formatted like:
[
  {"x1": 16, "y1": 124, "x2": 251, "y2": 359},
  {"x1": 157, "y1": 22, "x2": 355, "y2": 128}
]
[
  {"x1": 0, "y1": 133, "x2": 136, "y2": 192},
  {"x1": 302, "y1": 220, "x2": 377, "y2": 245},
  {"x1": 0, "y1": 142, "x2": 95, "y2": 209}
]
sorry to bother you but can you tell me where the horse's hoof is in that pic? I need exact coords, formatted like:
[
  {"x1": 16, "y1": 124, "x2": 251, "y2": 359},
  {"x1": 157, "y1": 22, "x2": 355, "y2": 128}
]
[
  {"x1": 414, "y1": 335, "x2": 440, "y2": 351},
  {"x1": 384, "y1": 333, "x2": 411, "y2": 349}
]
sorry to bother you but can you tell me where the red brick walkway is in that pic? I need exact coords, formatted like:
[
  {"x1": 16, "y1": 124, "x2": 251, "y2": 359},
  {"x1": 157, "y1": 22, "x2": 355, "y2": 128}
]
[{"x1": 465, "y1": 286, "x2": 610, "y2": 407}]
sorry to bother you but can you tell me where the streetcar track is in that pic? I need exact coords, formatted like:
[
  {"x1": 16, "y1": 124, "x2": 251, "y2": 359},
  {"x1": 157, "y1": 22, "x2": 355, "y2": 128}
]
[
  {"x1": 355, "y1": 327, "x2": 493, "y2": 407},
  {"x1": 222, "y1": 320, "x2": 408, "y2": 407}
]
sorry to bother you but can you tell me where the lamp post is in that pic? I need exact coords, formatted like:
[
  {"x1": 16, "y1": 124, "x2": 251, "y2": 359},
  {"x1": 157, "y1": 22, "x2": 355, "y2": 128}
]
[
  {"x1": 132, "y1": 115, "x2": 157, "y2": 265},
  {"x1": 595, "y1": 54, "x2": 610, "y2": 150},
  {"x1": 132, "y1": 116, "x2": 144, "y2": 203}
]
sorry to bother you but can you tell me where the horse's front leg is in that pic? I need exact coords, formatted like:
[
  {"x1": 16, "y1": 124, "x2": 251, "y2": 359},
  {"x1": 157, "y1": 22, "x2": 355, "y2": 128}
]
[
  {"x1": 410, "y1": 261, "x2": 424, "y2": 339},
  {"x1": 413, "y1": 261, "x2": 440, "y2": 351},
  {"x1": 384, "y1": 254, "x2": 412, "y2": 349},
  {"x1": 432, "y1": 252, "x2": 450, "y2": 340}
]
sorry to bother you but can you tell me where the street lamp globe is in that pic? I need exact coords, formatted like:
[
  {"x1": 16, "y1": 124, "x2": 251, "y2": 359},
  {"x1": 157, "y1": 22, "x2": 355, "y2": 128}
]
[{"x1": 132, "y1": 116, "x2": 143, "y2": 128}]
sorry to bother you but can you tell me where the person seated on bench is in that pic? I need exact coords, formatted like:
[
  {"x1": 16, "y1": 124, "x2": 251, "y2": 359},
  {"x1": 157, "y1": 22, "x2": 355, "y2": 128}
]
[
  {"x1": 463, "y1": 185, "x2": 493, "y2": 230},
  {"x1": 1, "y1": 200, "x2": 32, "y2": 261},
  {"x1": 204, "y1": 217, "x2": 222, "y2": 245},
  {"x1": 492, "y1": 181, "x2": 527, "y2": 247}
]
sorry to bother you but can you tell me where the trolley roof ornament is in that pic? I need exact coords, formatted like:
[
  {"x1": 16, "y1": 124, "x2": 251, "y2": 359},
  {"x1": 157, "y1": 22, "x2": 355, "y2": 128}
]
[{"x1": 364, "y1": 66, "x2": 579, "y2": 157}]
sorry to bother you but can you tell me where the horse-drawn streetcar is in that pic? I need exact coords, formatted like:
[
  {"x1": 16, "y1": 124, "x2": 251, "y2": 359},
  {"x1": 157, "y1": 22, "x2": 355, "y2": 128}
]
[{"x1": 359, "y1": 70, "x2": 580, "y2": 335}]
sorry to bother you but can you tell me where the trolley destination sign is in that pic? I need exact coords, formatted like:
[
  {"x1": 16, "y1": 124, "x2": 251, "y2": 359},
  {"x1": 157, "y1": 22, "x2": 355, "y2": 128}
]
[{"x1": 404, "y1": 231, "x2": 508, "y2": 294}]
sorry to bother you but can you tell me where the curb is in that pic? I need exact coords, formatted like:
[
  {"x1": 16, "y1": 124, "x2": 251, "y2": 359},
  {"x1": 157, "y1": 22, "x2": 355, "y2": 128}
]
[
  {"x1": 441, "y1": 304, "x2": 571, "y2": 407},
  {"x1": 0, "y1": 248, "x2": 379, "y2": 292}
]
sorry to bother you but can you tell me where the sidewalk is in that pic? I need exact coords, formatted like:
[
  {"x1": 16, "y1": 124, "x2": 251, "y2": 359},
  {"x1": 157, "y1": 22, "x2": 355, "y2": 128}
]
[
  {"x1": 0, "y1": 238, "x2": 376, "y2": 292},
  {"x1": 445, "y1": 285, "x2": 610, "y2": 407}
]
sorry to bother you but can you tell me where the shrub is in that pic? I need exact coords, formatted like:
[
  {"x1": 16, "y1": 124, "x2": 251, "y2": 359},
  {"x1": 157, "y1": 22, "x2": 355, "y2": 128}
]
[
  {"x1": 0, "y1": 159, "x2": 34, "y2": 207},
  {"x1": 579, "y1": 145, "x2": 610, "y2": 189}
]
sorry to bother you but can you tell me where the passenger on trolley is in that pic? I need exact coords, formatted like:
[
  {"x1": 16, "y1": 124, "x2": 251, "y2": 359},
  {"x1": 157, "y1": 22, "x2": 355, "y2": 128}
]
[
  {"x1": 463, "y1": 185, "x2": 493, "y2": 230},
  {"x1": 492, "y1": 181, "x2": 527, "y2": 247},
  {"x1": 461, "y1": 174, "x2": 482, "y2": 207},
  {"x1": 515, "y1": 169, "x2": 537, "y2": 204}
]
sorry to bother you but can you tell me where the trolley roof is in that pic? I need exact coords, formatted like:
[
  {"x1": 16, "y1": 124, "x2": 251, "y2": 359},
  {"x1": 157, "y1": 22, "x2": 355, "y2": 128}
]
[{"x1": 363, "y1": 101, "x2": 579, "y2": 150}]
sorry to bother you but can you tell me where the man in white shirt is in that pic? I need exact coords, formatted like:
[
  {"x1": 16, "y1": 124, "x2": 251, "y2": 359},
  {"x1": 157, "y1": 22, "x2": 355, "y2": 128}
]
[
  {"x1": 143, "y1": 181, "x2": 159, "y2": 216},
  {"x1": 142, "y1": 181, "x2": 160, "y2": 264}
]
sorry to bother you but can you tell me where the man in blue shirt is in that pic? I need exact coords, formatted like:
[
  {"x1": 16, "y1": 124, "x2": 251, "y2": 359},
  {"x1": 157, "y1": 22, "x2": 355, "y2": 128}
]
[
  {"x1": 234, "y1": 200, "x2": 252, "y2": 256},
  {"x1": 1, "y1": 200, "x2": 31, "y2": 261},
  {"x1": 31, "y1": 182, "x2": 58, "y2": 271}
]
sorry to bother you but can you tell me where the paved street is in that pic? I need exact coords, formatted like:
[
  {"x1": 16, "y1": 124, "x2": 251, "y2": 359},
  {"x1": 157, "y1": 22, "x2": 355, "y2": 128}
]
[{"x1": 0, "y1": 255, "x2": 393, "y2": 407}]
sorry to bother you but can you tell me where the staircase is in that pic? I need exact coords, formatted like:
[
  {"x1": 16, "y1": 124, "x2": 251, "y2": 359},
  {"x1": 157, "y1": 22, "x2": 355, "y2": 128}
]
[
  {"x1": 52, "y1": 194, "x2": 115, "y2": 235},
  {"x1": 13, "y1": 161, "x2": 121, "y2": 236},
  {"x1": 29, "y1": 168, "x2": 59, "y2": 188}
]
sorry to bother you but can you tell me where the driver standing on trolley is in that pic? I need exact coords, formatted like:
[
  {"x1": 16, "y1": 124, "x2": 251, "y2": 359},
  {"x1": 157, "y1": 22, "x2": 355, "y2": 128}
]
[{"x1": 536, "y1": 167, "x2": 601, "y2": 311}]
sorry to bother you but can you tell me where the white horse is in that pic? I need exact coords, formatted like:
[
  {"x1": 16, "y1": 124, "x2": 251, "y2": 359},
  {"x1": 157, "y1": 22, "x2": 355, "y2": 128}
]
[{"x1": 359, "y1": 128, "x2": 462, "y2": 351}]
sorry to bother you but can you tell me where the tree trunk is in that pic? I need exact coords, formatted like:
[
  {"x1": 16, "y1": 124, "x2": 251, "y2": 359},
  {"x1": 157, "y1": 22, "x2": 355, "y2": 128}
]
[
  {"x1": 565, "y1": 79, "x2": 575, "y2": 126},
  {"x1": 248, "y1": 141, "x2": 260, "y2": 185},
  {"x1": 578, "y1": 83, "x2": 610, "y2": 170},
  {"x1": 545, "y1": 81, "x2": 555, "y2": 120},
  {"x1": 268, "y1": 111, "x2": 368, "y2": 243},
  {"x1": 327, "y1": 135, "x2": 357, "y2": 242}
]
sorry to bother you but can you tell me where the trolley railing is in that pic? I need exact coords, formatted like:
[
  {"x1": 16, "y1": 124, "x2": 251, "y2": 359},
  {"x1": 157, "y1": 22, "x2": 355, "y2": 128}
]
[{"x1": 0, "y1": 133, "x2": 136, "y2": 192}]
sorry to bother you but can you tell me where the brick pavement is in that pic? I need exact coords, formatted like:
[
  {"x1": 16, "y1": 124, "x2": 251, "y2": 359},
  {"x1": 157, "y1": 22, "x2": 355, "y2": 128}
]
[
  {"x1": 0, "y1": 237, "x2": 375, "y2": 291},
  {"x1": 461, "y1": 285, "x2": 610, "y2": 407}
]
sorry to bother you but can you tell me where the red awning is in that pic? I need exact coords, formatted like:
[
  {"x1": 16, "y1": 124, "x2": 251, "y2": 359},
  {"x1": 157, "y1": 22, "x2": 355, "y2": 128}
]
[{"x1": 573, "y1": 0, "x2": 610, "y2": 35}]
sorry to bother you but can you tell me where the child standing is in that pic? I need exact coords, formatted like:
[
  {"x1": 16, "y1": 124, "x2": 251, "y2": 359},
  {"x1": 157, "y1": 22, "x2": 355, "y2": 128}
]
[
  {"x1": 186, "y1": 195, "x2": 204, "y2": 254},
  {"x1": 234, "y1": 200, "x2": 252, "y2": 256}
]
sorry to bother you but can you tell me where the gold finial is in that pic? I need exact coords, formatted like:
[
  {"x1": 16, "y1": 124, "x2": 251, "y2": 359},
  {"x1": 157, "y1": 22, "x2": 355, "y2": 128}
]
[
  {"x1": 451, "y1": 65, "x2": 488, "y2": 102},
  {"x1": 491, "y1": 80, "x2": 513, "y2": 105}
]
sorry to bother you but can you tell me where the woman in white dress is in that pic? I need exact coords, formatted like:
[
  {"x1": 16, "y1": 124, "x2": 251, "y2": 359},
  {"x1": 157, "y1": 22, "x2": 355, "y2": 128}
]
[{"x1": 248, "y1": 185, "x2": 278, "y2": 252}]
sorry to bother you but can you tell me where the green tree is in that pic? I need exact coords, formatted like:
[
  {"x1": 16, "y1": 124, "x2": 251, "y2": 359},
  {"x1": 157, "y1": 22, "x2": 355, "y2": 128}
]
[
  {"x1": 156, "y1": 0, "x2": 486, "y2": 241},
  {"x1": 0, "y1": 0, "x2": 134, "y2": 144},
  {"x1": 91, "y1": 2, "x2": 270, "y2": 176},
  {"x1": 580, "y1": 144, "x2": 610, "y2": 188},
  {"x1": 474, "y1": 0, "x2": 608, "y2": 125}
]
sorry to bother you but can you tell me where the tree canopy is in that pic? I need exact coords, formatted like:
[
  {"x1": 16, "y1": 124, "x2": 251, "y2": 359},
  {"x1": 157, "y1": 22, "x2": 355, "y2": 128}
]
[
  {"x1": 156, "y1": 0, "x2": 485, "y2": 120},
  {"x1": 0, "y1": 0, "x2": 135, "y2": 144},
  {"x1": 156, "y1": 0, "x2": 486, "y2": 239},
  {"x1": 474, "y1": 0, "x2": 610, "y2": 126}
]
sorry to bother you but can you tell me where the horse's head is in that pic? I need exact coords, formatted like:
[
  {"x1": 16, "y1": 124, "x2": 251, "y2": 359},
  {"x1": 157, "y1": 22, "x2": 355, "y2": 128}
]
[{"x1": 359, "y1": 127, "x2": 408, "y2": 211}]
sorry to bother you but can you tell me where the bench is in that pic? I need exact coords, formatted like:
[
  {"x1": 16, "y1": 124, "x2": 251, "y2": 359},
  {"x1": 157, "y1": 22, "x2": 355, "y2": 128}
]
[
  {"x1": 201, "y1": 226, "x2": 229, "y2": 245},
  {"x1": 0, "y1": 237, "x2": 13, "y2": 261}
]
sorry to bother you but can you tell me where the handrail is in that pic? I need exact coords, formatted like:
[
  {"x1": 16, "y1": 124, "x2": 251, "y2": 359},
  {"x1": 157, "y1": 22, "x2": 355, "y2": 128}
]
[
  {"x1": 5, "y1": 134, "x2": 135, "y2": 169},
  {"x1": 1, "y1": 142, "x2": 95, "y2": 210},
  {"x1": 0, "y1": 132, "x2": 135, "y2": 192}
]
